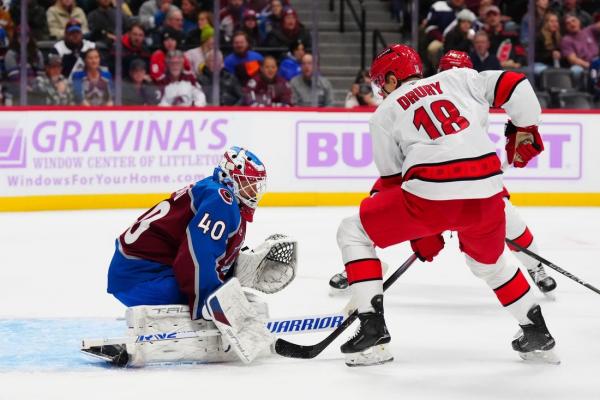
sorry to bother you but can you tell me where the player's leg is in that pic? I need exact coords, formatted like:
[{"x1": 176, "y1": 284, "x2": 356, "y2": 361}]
[
  {"x1": 329, "y1": 263, "x2": 390, "y2": 296},
  {"x1": 504, "y1": 198, "x2": 557, "y2": 294},
  {"x1": 459, "y1": 195, "x2": 557, "y2": 362}
]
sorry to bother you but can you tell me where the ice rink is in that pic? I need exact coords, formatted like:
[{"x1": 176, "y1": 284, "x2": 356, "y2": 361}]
[{"x1": 1, "y1": 206, "x2": 599, "y2": 400}]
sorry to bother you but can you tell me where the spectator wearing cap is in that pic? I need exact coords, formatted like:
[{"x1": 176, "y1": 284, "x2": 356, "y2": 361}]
[
  {"x1": 181, "y1": 0, "x2": 200, "y2": 34},
  {"x1": 150, "y1": 27, "x2": 192, "y2": 81},
  {"x1": 290, "y1": 53, "x2": 333, "y2": 107},
  {"x1": 197, "y1": 49, "x2": 243, "y2": 105},
  {"x1": 241, "y1": 9, "x2": 263, "y2": 47},
  {"x1": 469, "y1": 30, "x2": 501, "y2": 71},
  {"x1": 138, "y1": 0, "x2": 179, "y2": 30},
  {"x1": 278, "y1": 39, "x2": 305, "y2": 81},
  {"x1": 483, "y1": 5, "x2": 525, "y2": 69},
  {"x1": 443, "y1": 9, "x2": 477, "y2": 53},
  {"x1": 47, "y1": 0, "x2": 89, "y2": 39},
  {"x1": 224, "y1": 31, "x2": 264, "y2": 84},
  {"x1": 157, "y1": 50, "x2": 206, "y2": 106},
  {"x1": 534, "y1": 12, "x2": 562, "y2": 75},
  {"x1": 243, "y1": 55, "x2": 291, "y2": 106},
  {"x1": 560, "y1": 14, "x2": 600, "y2": 80},
  {"x1": 122, "y1": 58, "x2": 160, "y2": 105},
  {"x1": 259, "y1": 0, "x2": 284, "y2": 37},
  {"x1": 220, "y1": 0, "x2": 246, "y2": 43},
  {"x1": 87, "y1": 0, "x2": 131, "y2": 46},
  {"x1": 113, "y1": 22, "x2": 152, "y2": 77},
  {"x1": 54, "y1": 19, "x2": 96, "y2": 78},
  {"x1": 264, "y1": 8, "x2": 311, "y2": 53},
  {"x1": 71, "y1": 48, "x2": 114, "y2": 106},
  {"x1": 185, "y1": 10, "x2": 214, "y2": 48},
  {"x1": 424, "y1": 0, "x2": 466, "y2": 66},
  {"x1": 30, "y1": 52, "x2": 74, "y2": 105}
]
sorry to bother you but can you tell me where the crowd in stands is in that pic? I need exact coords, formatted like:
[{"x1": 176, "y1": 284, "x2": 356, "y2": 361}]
[{"x1": 0, "y1": 0, "x2": 333, "y2": 107}]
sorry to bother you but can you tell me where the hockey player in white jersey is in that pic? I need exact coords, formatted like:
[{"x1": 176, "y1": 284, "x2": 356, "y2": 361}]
[
  {"x1": 336, "y1": 44, "x2": 558, "y2": 366},
  {"x1": 329, "y1": 50, "x2": 557, "y2": 296}
]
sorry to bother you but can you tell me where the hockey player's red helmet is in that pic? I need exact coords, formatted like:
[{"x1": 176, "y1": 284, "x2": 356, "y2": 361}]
[
  {"x1": 438, "y1": 50, "x2": 473, "y2": 72},
  {"x1": 369, "y1": 44, "x2": 423, "y2": 95}
]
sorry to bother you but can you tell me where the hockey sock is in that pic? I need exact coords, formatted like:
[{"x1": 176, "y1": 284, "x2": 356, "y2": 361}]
[
  {"x1": 345, "y1": 259, "x2": 383, "y2": 313},
  {"x1": 466, "y1": 255, "x2": 535, "y2": 325},
  {"x1": 508, "y1": 232, "x2": 542, "y2": 272}
]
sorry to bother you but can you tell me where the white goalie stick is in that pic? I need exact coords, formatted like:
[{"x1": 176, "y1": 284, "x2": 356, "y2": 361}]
[{"x1": 81, "y1": 312, "x2": 345, "y2": 365}]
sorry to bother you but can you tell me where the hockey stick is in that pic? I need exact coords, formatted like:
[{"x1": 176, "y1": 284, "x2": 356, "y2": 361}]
[
  {"x1": 506, "y1": 238, "x2": 600, "y2": 295},
  {"x1": 274, "y1": 253, "x2": 419, "y2": 359}
]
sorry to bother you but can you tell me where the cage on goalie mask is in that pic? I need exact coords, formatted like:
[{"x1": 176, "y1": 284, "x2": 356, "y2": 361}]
[{"x1": 214, "y1": 146, "x2": 267, "y2": 222}]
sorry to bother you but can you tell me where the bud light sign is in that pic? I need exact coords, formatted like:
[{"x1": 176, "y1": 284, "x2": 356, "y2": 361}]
[{"x1": 296, "y1": 119, "x2": 582, "y2": 181}]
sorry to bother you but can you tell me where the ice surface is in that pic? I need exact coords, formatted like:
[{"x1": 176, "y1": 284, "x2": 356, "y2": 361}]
[{"x1": 0, "y1": 206, "x2": 599, "y2": 400}]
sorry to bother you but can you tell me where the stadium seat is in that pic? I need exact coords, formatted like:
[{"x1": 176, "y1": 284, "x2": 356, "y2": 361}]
[
  {"x1": 535, "y1": 92, "x2": 551, "y2": 109},
  {"x1": 540, "y1": 68, "x2": 576, "y2": 94},
  {"x1": 557, "y1": 92, "x2": 594, "y2": 109}
]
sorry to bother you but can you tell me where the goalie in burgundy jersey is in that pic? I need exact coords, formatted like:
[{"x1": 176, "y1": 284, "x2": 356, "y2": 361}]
[
  {"x1": 336, "y1": 44, "x2": 558, "y2": 367},
  {"x1": 329, "y1": 50, "x2": 557, "y2": 296},
  {"x1": 106, "y1": 146, "x2": 297, "y2": 365}
]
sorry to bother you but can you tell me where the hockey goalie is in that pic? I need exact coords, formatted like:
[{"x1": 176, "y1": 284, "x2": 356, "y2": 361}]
[{"x1": 81, "y1": 147, "x2": 297, "y2": 367}]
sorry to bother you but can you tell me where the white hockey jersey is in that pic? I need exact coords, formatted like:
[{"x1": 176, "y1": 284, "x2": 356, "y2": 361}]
[{"x1": 369, "y1": 68, "x2": 541, "y2": 200}]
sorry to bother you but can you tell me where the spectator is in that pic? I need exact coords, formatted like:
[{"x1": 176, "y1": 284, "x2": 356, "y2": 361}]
[
  {"x1": 150, "y1": 27, "x2": 192, "y2": 81},
  {"x1": 122, "y1": 58, "x2": 160, "y2": 105},
  {"x1": 185, "y1": 10, "x2": 214, "y2": 48},
  {"x1": 264, "y1": 8, "x2": 311, "y2": 52},
  {"x1": 112, "y1": 22, "x2": 152, "y2": 77},
  {"x1": 483, "y1": 5, "x2": 525, "y2": 69},
  {"x1": 29, "y1": 51, "x2": 74, "y2": 105},
  {"x1": 197, "y1": 49, "x2": 243, "y2": 105},
  {"x1": 87, "y1": 0, "x2": 130, "y2": 46},
  {"x1": 259, "y1": 0, "x2": 284, "y2": 37},
  {"x1": 181, "y1": 0, "x2": 200, "y2": 34},
  {"x1": 244, "y1": 55, "x2": 291, "y2": 106},
  {"x1": 560, "y1": 14, "x2": 600, "y2": 81},
  {"x1": 290, "y1": 53, "x2": 333, "y2": 107},
  {"x1": 71, "y1": 48, "x2": 114, "y2": 106},
  {"x1": 469, "y1": 30, "x2": 501, "y2": 71},
  {"x1": 559, "y1": 0, "x2": 593, "y2": 27},
  {"x1": 138, "y1": 0, "x2": 178, "y2": 30},
  {"x1": 185, "y1": 33, "x2": 219, "y2": 77},
  {"x1": 220, "y1": 0, "x2": 246, "y2": 43},
  {"x1": 444, "y1": 8, "x2": 477, "y2": 53},
  {"x1": 242, "y1": 9, "x2": 262, "y2": 47},
  {"x1": 534, "y1": 12, "x2": 562, "y2": 75},
  {"x1": 424, "y1": 0, "x2": 466, "y2": 66},
  {"x1": 9, "y1": 1, "x2": 49, "y2": 40},
  {"x1": 54, "y1": 19, "x2": 96, "y2": 78},
  {"x1": 47, "y1": 0, "x2": 89, "y2": 39},
  {"x1": 520, "y1": 0, "x2": 550, "y2": 46},
  {"x1": 278, "y1": 39, "x2": 305, "y2": 81},
  {"x1": 345, "y1": 69, "x2": 380, "y2": 108},
  {"x1": 157, "y1": 50, "x2": 206, "y2": 106},
  {"x1": 150, "y1": 8, "x2": 185, "y2": 46},
  {"x1": 4, "y1": 27, "x2": 44, "y2": 94},
  {"x1": 223, "y1": 31, "x2": 264, "y2": 84}
]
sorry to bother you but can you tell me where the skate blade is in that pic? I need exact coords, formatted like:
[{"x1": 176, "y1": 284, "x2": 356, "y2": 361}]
[
  {"x1": 344, "y1": 344, "x2": 394, "y2": 367},
  {"x1": 518, "y1": 349, "x2": 561, "y2": 365}
]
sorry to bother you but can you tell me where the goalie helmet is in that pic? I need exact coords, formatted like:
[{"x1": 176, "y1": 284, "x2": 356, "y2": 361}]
[
  {"x1": 214, "y1": 146, "x2": 267, "y2": 222},
  {"x1": 369, "y1": 44, "x2": 422, "y2": 96},
  {"x1": 438, "y1": 50, "x2": 473, "y2": 72}
]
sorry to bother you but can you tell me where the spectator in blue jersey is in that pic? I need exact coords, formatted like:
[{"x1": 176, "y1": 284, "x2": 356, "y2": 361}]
[
  {"x1": 224, "y1": 31, "x2": 264, "y2": 84},
  {"x1": 106, "y1": 147, "x2": 296, "y2": 363},
  {"x1": 71, "y1": 48, "x2": 114, "y2": 106},
  {"x1": 278, "y1": 39, "x2": 305, "y2": 81}
]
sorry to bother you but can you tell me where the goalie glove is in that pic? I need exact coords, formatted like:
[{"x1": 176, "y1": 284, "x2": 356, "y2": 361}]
[
  {"x1": 234, "y1": 234, "x2": 297, "y2": 294},
  {"x1": 505, "y1": 121, "x2": 544, "y2": 168}
]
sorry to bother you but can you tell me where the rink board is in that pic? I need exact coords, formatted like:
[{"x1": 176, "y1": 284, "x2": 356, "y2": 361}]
[{"x1": 0, "y1": 107, "x2": 598, "y2": 210}]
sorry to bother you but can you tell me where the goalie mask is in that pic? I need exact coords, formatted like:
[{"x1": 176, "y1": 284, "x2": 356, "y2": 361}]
[{"x1": 214, "y1": 146, "x2": 267, "y2": 222}]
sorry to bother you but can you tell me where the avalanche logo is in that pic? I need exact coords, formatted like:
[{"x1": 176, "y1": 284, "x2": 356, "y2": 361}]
[
  {"x1": 219, "y1": 188, "x2": 233, "y2": 205},
  {"x1": 0, "y1": 122, "x2": 26, "y2": 168}
]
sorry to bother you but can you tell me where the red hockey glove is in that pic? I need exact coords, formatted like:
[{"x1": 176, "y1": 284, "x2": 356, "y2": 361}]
[
  {"x1": 504, "y1": 121, "x2": 544, "y2": 168},
  {"x1": 370, "y1": 175, "x2": 403, "y2": 196},
  {"x1": 410, "y1": 234, "x2": 445, "y2": 262}
]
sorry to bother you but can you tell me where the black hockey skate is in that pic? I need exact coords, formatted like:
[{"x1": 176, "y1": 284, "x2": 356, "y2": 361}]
[
  {"x1": 329, "y1": 271, "x2": 349, "y2": 295},
  {"x1": 341, "y1": 295, "x2": 393, "y2": 366},
  {"x1": 528, "y1": 263, "x2": 557, "y2": 294},
  {"x1": 512, "y1": 304, "x2": 560, "y2": 364}
]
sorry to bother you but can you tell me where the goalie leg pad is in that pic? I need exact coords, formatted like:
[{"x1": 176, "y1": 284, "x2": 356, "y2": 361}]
[{"x1": 206, "y1": 278, "x2": 274, "y2": 364}]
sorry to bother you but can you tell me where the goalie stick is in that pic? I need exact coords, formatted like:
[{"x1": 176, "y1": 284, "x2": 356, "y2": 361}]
[
  {"x1": 505, "y1": 238, "x2": 600, "y2": 295},
  {"x1": 274, "y1": 253, "x2": 419, "y2": 359}
]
